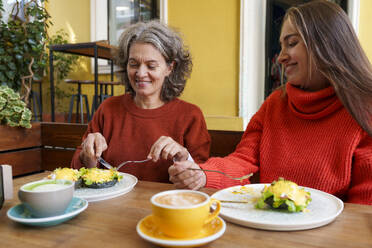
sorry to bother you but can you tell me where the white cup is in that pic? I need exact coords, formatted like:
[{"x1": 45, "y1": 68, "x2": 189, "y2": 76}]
[{"x1": 18, "y1": 179, "x2": 74, "y2": 218}]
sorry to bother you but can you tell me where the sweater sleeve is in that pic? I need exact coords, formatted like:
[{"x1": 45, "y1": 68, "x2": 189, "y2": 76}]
[
  {"x1": 70, "y1": 106, "x2": 104, "y2": 169},
  {"x1": 183, "y1": 107, "x2": 211, "y2": 164},
  {"x1": 347, "y1": 132, "x2": 372, "y2": 205},
  {"x1": 200, "y1": 101, "x2": 267, "y2": 189}
]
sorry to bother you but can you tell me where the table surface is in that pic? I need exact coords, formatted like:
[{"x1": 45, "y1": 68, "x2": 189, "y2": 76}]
[{"x1": 1, "y1": 172, "x2": 371, "y2": 248}]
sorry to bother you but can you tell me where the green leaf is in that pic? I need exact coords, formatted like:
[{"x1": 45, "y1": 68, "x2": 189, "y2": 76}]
[
  {"x1": 22, "y1": 108, "x2": 32, "y2": 120},
  {"x1": 8, "y1": 62, "x2": 16, "y2": 70},
  {"x1": 5, "y1": 70, "x2": 15, "y2": 80},
  {"x1": 13, "y1": 106, "x2": 23, "y2": 113},
  {"x1": 0, "y1": 72, "x2": 6, "y2": 81}
]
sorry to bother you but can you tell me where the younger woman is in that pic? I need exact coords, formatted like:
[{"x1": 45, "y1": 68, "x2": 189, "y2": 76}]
[{"x1": 169, "y1": 0, "x2": 372, "y2": 205}]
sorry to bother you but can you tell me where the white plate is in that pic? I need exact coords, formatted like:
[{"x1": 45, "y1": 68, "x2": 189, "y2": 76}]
[
  {"x1": 7, "y1": 197, "x2": 88, "y2": 227},
  {"x1": 74, "y1": 172, "x2": 138, "y2": 202},
  {"x1": 211, "y1": 184, "x2": 344, "y2": 231}
]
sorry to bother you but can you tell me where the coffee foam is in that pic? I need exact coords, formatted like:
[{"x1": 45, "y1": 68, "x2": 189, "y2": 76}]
[{"x1": 155, "y1": 192, "x2": 205, "y2": 207}]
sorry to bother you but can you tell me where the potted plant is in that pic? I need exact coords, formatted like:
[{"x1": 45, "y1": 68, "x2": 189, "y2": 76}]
[
  {"x1": 0, "y1": 85, "x2": 32, "y2": 128},
  {"x1": 0, "y1": 0, "x2": 78, "y2": 121},
  {"x1": 0, "y1": 0, "x2": 50, "y2": 104}
]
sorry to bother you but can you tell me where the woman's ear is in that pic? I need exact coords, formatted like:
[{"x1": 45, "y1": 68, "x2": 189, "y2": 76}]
[{"x1": 166, "y1": 61, "x2": 175, "y2": 76}]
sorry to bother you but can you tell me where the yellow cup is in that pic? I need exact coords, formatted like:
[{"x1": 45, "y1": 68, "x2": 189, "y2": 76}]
[{"x1": 151, "y1": 190, "x2": 221, "y2": 239}]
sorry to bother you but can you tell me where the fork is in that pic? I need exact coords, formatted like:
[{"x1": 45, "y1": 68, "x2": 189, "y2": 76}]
[
  {"x1": 97, "y1": 157, "x2": 113, "y2": 170},
  {"x1": 116, "y1": 158, "x2": 151, "y2": 170},
  {"x1": 187, "y1": 168, "x2": 253, "y2": 182},
  {"x1": 98, "y1": 157, "x2": 151, "y2": 171}
]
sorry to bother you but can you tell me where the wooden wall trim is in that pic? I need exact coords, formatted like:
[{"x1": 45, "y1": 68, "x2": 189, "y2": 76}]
[
  {"x1": 0, "y1": 148, "x2": 42, "y2": 176},
  {"x1": 0, "y1": 123, "x2": 41, "y2": 152}
]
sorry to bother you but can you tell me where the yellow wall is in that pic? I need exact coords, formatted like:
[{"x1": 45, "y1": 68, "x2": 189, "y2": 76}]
[
  {"x1": 168, "y1": 0, "x2": 242, "y2": 130},
  {"x1": 358, "y1": 0, "x2": 372, "y2": 62}
]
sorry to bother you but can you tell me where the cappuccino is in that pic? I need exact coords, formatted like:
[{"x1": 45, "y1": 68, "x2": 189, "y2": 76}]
[{"x1": 155, "y1": 192, "x2": 206, "y2": 207}]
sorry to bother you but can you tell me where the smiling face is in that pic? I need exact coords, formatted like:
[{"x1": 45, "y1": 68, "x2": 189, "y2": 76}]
[
  {"x1": 127, "y1": 42, "x2": 172, "y2": 108},
  {"x1": 278, "y1": 19, "x2": 329, "y2": 91}
]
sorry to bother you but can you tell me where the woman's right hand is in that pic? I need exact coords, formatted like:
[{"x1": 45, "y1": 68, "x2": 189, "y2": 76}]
[
  {"x1": 79, "y1": 132, "x2": 108, "y2": 168},
  {"x1": 168, "y1": 160, "x2": 206, "y2": 190}
]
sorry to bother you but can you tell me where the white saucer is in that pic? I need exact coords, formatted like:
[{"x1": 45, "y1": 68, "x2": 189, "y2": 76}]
[
  {"x1": 7, "y1": 197, "x2": 88, "y2": 227},
  {"x1": 136, "y1": 215, "x2": 226, "y2": 247}
]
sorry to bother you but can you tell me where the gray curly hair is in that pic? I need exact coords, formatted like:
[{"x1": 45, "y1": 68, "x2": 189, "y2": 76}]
[{"x1": 114, "y1": 21, "x2": 192, "y2": 102}]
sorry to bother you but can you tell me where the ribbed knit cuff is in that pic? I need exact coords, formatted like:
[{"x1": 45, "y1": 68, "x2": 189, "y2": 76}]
[{"x1": 200, "y1": 158, "x2": 240, "y2": 189}]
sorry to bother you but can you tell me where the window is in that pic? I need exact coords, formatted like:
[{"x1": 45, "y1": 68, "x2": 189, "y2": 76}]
[
  {"x1": 90, "y1": 0, "x2": 166, "y2": 73},
  {"x1": 108, "y1": 0, "x2": 160, "y2": 46}
]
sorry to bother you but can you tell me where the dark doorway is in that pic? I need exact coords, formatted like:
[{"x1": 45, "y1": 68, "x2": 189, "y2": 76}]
[{"x1": 264, "y1": 0, "x2": 348, "y2": 98}]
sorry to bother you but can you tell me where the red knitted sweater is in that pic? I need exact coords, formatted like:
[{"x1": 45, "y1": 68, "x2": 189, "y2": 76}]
[
  {"x1": 71, "y1": 94, "x2": 211, "y2": 183},
  {"x1": 201, "y1": 83, "x2": 372, "y2": 205}
]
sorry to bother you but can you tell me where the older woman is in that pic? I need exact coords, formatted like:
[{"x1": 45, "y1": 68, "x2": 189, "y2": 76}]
[{"x1": 71, "y1": 21, "x2": 210, "y2": 183}]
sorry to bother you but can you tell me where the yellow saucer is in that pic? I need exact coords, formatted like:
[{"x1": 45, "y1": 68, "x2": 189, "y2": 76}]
[{"x1": 136, "y1": 215, "x2": 226, "y2": 247}]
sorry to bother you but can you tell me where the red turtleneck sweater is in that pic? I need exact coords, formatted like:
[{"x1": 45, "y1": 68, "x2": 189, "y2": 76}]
[
  {"x1": 71, "y1": 94, "x2": 211, "y2": 183},
  {"x1": 201, "y1": 83, "x2": 372, "y2": 205}
]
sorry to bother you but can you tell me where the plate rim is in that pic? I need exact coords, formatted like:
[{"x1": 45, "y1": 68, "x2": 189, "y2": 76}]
[
  {"x1": 211, "y1": 183, "x2": 344, "y2": 231},
  {"x1": 7, "y1": 197, "x2": 88, "y2": 224},
  {"x1": 74, "y1": 172, "x2": 138, "y2": 202},
  {"x1": 136, "y1": 215, "x2": 226, "y2": 247}
]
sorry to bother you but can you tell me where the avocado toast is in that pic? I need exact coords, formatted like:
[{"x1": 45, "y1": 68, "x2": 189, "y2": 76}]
[
  {"x1": 79, "y1": 167, "x2": 123, "y2": 189},
  {"x1": 47, "y1": 167, "x2": 83, "y2": 188},
  {"x1": 256, "y1": 178, "x2": 312, "y2": 212},
  {"x1": 48, "y1": 167, "x2": 123, "y2": 189}
]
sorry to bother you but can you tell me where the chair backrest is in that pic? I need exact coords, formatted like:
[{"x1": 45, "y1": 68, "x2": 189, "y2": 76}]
[
  {"x1": 208, "y1": 130, "x2": 243, "y2": 157},
  {"x1": 41, "y1": 122, "x2": 87, "y2": 171}
]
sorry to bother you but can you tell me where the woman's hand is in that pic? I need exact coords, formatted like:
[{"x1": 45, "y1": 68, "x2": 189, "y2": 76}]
[
  {"x1": 79, "y1": 132, "x2": 108, "y2": 168},
  {"x1": 148, "y1": 136, "x2": 189, "y2": 162},
  {"x1": 168, "y1": 161, "x2": 206, "y2": 190}
]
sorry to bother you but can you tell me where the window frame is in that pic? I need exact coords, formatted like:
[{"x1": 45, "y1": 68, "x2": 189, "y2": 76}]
[{"x1": 90, "y1": 0, "x2": 167, "y2": 74}]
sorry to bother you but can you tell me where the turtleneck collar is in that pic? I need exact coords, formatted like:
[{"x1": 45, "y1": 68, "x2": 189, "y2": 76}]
[{"x1": 286, "y1": 83, "x2": 343, "y2": 119}]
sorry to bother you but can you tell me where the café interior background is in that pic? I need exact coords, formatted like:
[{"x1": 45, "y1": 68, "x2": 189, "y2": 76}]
[{"x1": 38, "y1": 0, "x2": 372, "y2": 131}]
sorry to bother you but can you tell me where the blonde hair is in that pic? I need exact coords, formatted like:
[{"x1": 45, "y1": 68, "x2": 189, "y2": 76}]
[{"x1": 283, "y1": 0, "x2": 372, "y2": 136}]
